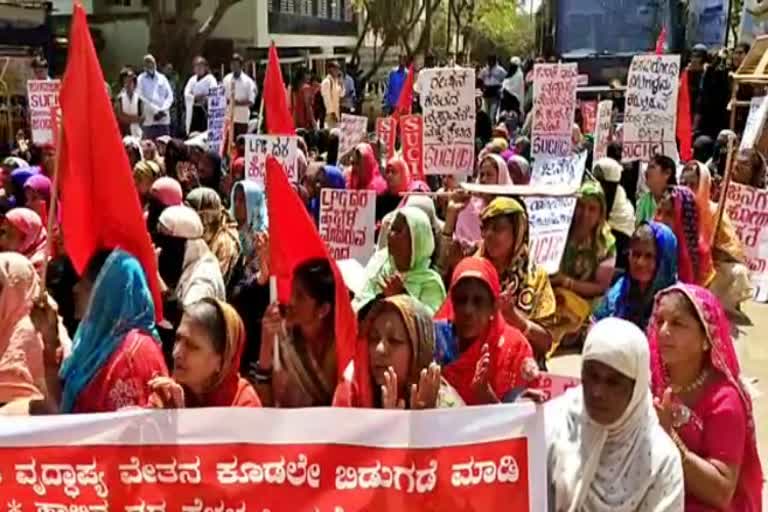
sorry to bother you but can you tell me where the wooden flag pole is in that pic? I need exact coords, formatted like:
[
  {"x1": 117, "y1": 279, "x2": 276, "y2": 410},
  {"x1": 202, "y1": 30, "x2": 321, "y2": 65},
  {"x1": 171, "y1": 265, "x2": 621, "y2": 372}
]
[
  {"x1": 711, "y1": 137, "x2": 736, "y2": 247},
  {"x1": 39, "y1": 111, "x2": 64, "y2": 300}
]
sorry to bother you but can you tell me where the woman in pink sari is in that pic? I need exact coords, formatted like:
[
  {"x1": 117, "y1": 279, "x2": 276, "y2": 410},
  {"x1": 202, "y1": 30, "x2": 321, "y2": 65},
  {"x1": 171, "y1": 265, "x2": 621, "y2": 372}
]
[
  {"x1": 649, "y1": 284, "x2": 762, "y2": 511},
  {"x1": 0, "y1": 208, "x2": 47, "y2": 277},
  {"x1": 346, "y1": 143, "x2": 387, "y2": 194}
]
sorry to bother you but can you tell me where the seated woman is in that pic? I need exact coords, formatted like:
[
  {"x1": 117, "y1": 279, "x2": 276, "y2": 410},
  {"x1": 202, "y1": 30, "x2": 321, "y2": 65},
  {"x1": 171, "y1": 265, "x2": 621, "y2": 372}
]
[
  {"x1": 23, "y1": 175, "x2": 51, "y2": 224},
  {"x1": 306, "y1": 164, "x2": 346, "y2": 224},
  {"x1": 636, "y1": 154, "x2": 678, "y2": 224},
  {"x1": 377, "y1": 157, "x2": 412, "y2": 222},
  {"x1": 655, "y1": 186, "x2": 715, "y2": 287},
  {"x1": 547, "y1": 181, "x2": 616, "y2": 355},
  {"x1": 0, "y1": 208, "x2": 47, "y2": 277},
  {"x1": 361, "y1": 295, "x2": 463, "y2": 409},
  {"x1": 681, "y1": 162, "x2": 752, "y2": 313},
  {"x1": 649, "y1": 285, "x2": 763, "y2": 510},
  {"x1": 506, "y1": 155, "x2": 530, "y2": 184},
  {"x1": 146, "y1": 177, "x2": 183, "y2": 242},
  {"x1": 345, "y1": 143, "x2": 387, "y2": 194},
  {"x1": 434, "y1": 257, "x2": 539, "y2": 405},
  {"x1": 39, "y1": 249, "x2": 168, "y2": 413},
  {"x1": 592, "y1": 158, "x2": 636, "y2": 268},
  {"x1": 733, "y1": 147, "x2": 766, "y2": 189},
  {"x1": 546, "y1": 318, "x2": 684, "y2": 511},
  {"x1": 594, "y1": 222, "x2": 678, "y2": 330},
  {"x1": 148, "y1": 299, "x2": 260, "y2": 408},
  {"x1": 353, "y1": 206, "x2": 446, "y2": 315},
  {"x1": 133, "y1": 160, "x2": 162, "y2": 207}
]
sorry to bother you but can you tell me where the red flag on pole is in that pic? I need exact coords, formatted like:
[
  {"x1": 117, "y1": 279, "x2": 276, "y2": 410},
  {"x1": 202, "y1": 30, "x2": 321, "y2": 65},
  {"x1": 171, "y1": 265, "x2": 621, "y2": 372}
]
[
  {"x1": 677, "y1": 69, "x2": 693, "y2": 161},
  {"x1": 263, "y1": 44, "x2": 296, "y2": 135},
  {"x1": 57, "y1": 3, "x2": 163, "y2": 320},
  {"x1": 655, "y1": 27, "x2": 667, "y2": 55},
  {"x1": 394, "y1": 64, "x2": 415, "y2": 118}
]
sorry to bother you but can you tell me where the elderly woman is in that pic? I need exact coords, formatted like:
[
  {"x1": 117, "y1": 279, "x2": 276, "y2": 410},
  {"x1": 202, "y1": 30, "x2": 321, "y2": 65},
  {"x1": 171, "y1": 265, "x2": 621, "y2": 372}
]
[
  {"x1": 649, "y1": 285, "x2": 763, "y2": 510},
  {"x1": 546, "y1": 318, "x2": 684, "y2": 511},
  {"x1": 733, "y1": 147, "x2": 766, "y2": 189},
  {"x1": 148, "y1": 299, "x2": 261, "y2": 408},
  {"x1": 0, "y1": 208, "x2": 48, "y2": 277}
]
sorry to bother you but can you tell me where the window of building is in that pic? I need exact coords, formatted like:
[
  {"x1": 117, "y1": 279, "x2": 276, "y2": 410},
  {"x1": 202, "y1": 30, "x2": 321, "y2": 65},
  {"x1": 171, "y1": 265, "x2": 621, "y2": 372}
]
[
  {"x1": 317, "y1": 0, "x2": 328, "y2": 18},
  {"x1": 330, "y1": 0, "x2": 341, "y2": 19}
]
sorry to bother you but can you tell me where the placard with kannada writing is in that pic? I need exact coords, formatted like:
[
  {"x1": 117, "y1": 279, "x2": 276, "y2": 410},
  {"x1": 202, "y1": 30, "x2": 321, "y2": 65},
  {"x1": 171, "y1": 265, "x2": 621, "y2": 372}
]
[
  {"x1": 207, "y1": 85, "x2": 227, "y2": 156},
  {"x1": 724, "y1": 182, "x2": 768, "y2": 301},
  {"x1": 376, "y1": 117, "x2": 397, "y2": 161},
  {"x1": 339, "y1": 114, "x2": 369, "y2": 157},
  {"x1": 319, "y1": 188, "x2": 376, "y2": 264},
  {"x1": 244, "y1": 135, "x2": 298, "y2": 185},
  {"x1": 622, "y1": 54, "x2": 681, "y2": 162},
  {"x1": 401, "y1": 114, "x2": 424, "y2": 180},
  {"x1": 419, "y1": 68, "x2": 476, "y2": 175},
  {"x1": 531, "y1": 63, "x2": 578, "y2": 159},
  {"x1": 593, "y1": 100, "x2": 614, "y2": 162},
  {"x1": 740, "y1": 96, "x2": 768, "y2": 152},
  {"x1": 27, "y1": 79, "x2": 60, "y2": 145},
  {"x1": 0, "y1": 404, "x2": 547, "y2": 512}
]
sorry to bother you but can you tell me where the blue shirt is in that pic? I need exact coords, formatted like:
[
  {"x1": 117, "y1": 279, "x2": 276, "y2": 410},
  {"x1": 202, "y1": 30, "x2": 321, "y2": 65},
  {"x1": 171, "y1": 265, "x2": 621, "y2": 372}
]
[{"x1": 384, "y1": 67, "x2": 408, "y2": 109}]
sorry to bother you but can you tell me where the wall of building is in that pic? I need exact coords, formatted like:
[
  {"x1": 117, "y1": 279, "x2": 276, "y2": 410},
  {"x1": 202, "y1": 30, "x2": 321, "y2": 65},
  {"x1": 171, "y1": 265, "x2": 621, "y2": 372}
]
[{"x1": 92, "y1": 17, "x2": 149, "y2": 80}]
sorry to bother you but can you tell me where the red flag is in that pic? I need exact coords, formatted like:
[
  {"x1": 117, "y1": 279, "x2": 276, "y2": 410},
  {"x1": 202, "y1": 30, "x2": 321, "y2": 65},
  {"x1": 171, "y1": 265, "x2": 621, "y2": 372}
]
[
  {"x1": 265, "y1": 157, "x2": 361, "y2": 396},
  {"x1": 655, "y1": 27, "x2": 667, "y2": 55},
  {"x1": 263, "y1": 44, "x2": 296, "y2": 135},
  {"x1": 677, "y1": 69, "x2": 693, "y2": 161},
  {"x1": 394, "y1": 64, "x2": 415, "y2": 118},
  {"x1": 58, "y1": 3, "x2": 163, "y2": 320}
]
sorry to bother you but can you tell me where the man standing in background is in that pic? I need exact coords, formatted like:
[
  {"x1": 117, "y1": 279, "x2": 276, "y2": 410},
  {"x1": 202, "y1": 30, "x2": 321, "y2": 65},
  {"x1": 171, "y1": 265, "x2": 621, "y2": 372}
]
[
  {"x1": 342, "y1": 61, "x2": 357, "y2": 114},
  {"x1": 321, "y1": 61, "x2": 345, "y2": 129},
  {"x1": 479, "y1": 54, "x2": 506, "y2": 122},
  {"x1": 136, "y1": 54, "x2": 174, "y2": 139},
  {"x1": 383, "y1": 54, "x2": 408, "y2": 115},
  {"x1": 223, "y1": 53, "x2": 257, "y2": 137}
]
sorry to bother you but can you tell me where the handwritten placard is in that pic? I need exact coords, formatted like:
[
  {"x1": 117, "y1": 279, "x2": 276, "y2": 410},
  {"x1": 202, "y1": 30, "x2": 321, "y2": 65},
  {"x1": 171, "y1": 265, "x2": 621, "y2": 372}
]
[
  {"x1": 339, "y1": 114, "x2": 368, "y2": 157},
  {"x1": 531, "y1": 63, "x2": 578, "y2": 159},
  {"x1": 419, "y1": 67, "x2": 476, "y2": 175},
  {"x1": 376, "y1": 117, "x2": 397, "y2": 161},
  {"x1": 740, "y1": 96, "x2": 768, "y2": 151},
  {"x1": 401, "y1": 114, "x2": 424, "y2": 180},
  {"x1": 593, "y1": 100, "x2": 614, "y2": 161},
  {"x1": 27, "y1": 79, "x2": 60, "y2": 145},
  {"x1": 724, "y1": 182, "x2": 768, "y2": 301},
  {"x1": 539, "y1": 372, "x2": 580, "y2": 402},
  {"x1": 622, "y1": 54, "x2": 681, "y2": 162},
  {"x1": 319, "y1": 189, "x2": 376, "y2": 264},
  {"x1": 244, "y1": 135, "x2": 298, "y2": 185},
  {"x1": 207, "y1": 85, "x2": 227, "y2": 155}
]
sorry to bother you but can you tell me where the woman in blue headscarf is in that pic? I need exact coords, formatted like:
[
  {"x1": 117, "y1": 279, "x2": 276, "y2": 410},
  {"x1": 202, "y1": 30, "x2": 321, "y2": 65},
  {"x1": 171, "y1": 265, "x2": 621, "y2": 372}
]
[
  {"x1": 230, "y1": 180, "x2": 269, "y2": 281},
  {"x1": 593, "y1": 222, "x2": 678, "y2": 330},
  {"x1": 5, "y1": 166, "x2": 39, "y2": 209},
  {"x1": 49, "y1": 250, "x2": 168, "y2": 413},
  {"x1": 307, "y1": 164, "x2": 346, "y2": 223}
]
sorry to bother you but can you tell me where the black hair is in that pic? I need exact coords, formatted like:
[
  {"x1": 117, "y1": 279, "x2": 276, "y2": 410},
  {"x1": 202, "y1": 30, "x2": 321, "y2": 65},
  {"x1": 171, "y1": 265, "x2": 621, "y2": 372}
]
[
  {"x1": 651, "y1": 155, "x2": 677, "y2": 185},
  {"x1": 31, "y1": 55, "x2": 48, "y2": 69},
  {"x1": 606, "y1": 142, "x2": 623, "y2": 161},
  {"x1": 83, "y1": 249, "x2": 114, "y2": 284},
  {"x1": 231, "y1": 53, "x2": 244, "y2": 64},
  {"x1": 119, "y1": 66, "x2": 137, "y2": 85},
  {"x1": 293, "y1": 258, "x2": 335, "y2": 311},
  {"x1": 184, "y1": 298, "x2": 227, "y2": 356}
]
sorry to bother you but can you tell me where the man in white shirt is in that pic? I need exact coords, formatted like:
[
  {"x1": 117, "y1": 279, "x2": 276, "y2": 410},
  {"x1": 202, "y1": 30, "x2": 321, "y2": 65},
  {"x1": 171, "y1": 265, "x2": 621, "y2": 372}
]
[
  {"x1": 136, "y1": 54, "x2": 174, "y2": 140},
  {"x1": 183, "y1": 56, "x2": 218, "y2": 136},
  {"x1": 321, "y1": 61, "x2": 345, "y2": 129},
  {"x1": 478, "y1": 54, "x2": 506, "y2": 123},
  {"x1": 222, "y1": 53, "x2": 257, "y2": 138}
]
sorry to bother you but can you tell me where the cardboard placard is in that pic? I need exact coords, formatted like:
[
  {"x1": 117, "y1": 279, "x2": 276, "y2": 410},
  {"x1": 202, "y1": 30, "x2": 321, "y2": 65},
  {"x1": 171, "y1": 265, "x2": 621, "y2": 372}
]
[
  {"x1": 27, "y1": 79, "x2": 60, "y2": 145},
  {"x1": 244, "y1": 135, "x2": 299, "y2": 185},
  {"x1": 207, "y1": 85, "x2": 227, "y2": 155},
  {"x1": 319, "y1": 189, "x2": 377, "y2": 264},
  {"x1": 531, "y1": 63, "x2": 578, "y2": 159},
  {"x1": 593, "y1": 100, "x2": 614, "y2": 161},
  {"x1": 339, "y1": 114, "x2": 368, "y2": 157},
  {"x1": 724, "y1": 182, "x2": 768, "y2": 301}
]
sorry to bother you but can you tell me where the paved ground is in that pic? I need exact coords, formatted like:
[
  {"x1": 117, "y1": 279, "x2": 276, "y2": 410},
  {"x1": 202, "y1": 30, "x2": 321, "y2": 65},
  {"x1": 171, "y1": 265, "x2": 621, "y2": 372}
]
[{"x1": 549, "y1": 301, "x2": 768, "y2": 506}]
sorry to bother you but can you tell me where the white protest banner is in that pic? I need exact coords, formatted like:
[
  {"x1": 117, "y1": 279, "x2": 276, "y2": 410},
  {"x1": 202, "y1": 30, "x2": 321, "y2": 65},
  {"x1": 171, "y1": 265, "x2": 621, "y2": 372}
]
[
  {"x1": 523, "y1": 152, "x2": 587, "y2": 273},
  {"x1": 740, "y1": 96, "x2": 768, "y2": 151},
  {"x1": 27, "y1": 79, "x2": 60, "y2": 145},
  {"x1": 593, "y1": 100, "x2": 614, "y2": 161},
  {"x1": 244, "y1": 134, "x2": 298, "y2": 185},
  {"x1": 420, "y1": 67, "x2": 476, "y2": 175},
  {"x1": 339, "y1": 113, "x2": 368, "y2": 157},
  {"x1": 724, "y1": 182, "x2": 768, "y2": 301},
  {"x1": 531, "y1": 63, "x2": 578, "y2": 159},
  {"x1": 0, "y1": 405, "x2": 547, "y2": 511},
  {"x1": 319, "y1": 188, "x2": 376, "y2": 263},
  {"x1": 622, "y1": 54, "x2": 681, "y2": 162},
  {"x1": 207, "y1": 85, "x2": 227, "y2": 155}
]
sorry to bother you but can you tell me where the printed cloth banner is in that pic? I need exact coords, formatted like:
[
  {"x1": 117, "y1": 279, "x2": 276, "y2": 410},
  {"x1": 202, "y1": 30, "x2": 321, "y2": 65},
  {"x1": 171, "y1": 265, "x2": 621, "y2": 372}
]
[
  {"x1": 593, "y1": 100, "x2": 614, "y2": 162},
  {"x1": 531, "y1": 63, "x2": 578, "y2": 160},
  {"x1": 376, "y1": 117, "x2": 397, "y2": 161},
  {"x1": 339, "y1": 114, "x2": 369, "y2": 157},
  {"x1": 0, "y1": 405, "x2": 546, "y2": 511},
  {"x1": 245, "y1": 135, "x2": 299, "y2": 185},
  {"x1": 401, "y1": 114, "x2": 424, "y2": 180},
  {"x1": 207, "y1": 85, "x2": 227, "y2": 156},
  {"x1": 319, "y1": 189, "x2": 377, "y2": 264},
  {"x1": 419, "y1": 68, "x2": 476, "y2": 175},
  {"x1": 724, "y1": 182, "x2": 768, "y2": 301},
  {"x1": 622, "y1": 55, "x2": 681, "y2": 162},
  {"x1": 27, "y1": 79, "x2": 61, "y2": 145}
]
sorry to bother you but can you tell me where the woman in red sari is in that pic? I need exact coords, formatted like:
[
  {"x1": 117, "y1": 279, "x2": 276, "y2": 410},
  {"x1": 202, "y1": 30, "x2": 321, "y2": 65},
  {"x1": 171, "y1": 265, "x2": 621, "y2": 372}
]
[
  {"x1": 148, "y1": 298, "x2": 261, "y2": 408},
  {"x1": 433, "y1": 257, "x2": 539, "y2": 405},
  {"x1": 649, "y1": 283, "x2": 763, "y2": 511}
]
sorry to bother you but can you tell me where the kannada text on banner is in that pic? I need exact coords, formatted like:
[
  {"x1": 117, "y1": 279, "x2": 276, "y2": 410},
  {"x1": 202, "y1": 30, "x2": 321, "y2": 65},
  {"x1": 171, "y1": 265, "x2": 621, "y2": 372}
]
[
  {"x1": 244, "y1": 135, "x2": 298, "y2": 185},
  {"x1": 27, "y1": 79, "x2": 61, "y2": 145},
  {"x1": 622, "y1": 54, "x2": 681, "y2": 162},
  {"x1": 420, "y1": 68, "x2": 475, "y2": 176},
  {"x1": 207, "y1": 85, "x2": 227, "y2": 155},
  {"x1": 724, "y1": 182, "x2": 768, "y2": 301},
  {"x1": 400, "y1": 114, "x2": 424, "y2": 179},
  {"x1": 0, "y1": 405, "x2": 546, "y2": 512},
  {"x1": 593, "y1": 100, "x2": 613, "y2": 162},
  {"x1": 319, "y1": 189, "x2": 376, "y2": 264},
  {"x1": 531, "y1": 63, "x2": 577, "y2": 159},
  {"x1": 339, "y1": 114, "x2": 368, "y2": 157}
]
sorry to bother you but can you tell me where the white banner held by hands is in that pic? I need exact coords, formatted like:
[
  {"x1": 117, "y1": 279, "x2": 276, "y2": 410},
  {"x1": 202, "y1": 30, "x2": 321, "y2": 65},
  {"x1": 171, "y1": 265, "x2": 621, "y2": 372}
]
[{"x1": 244, "y1": 135, "x2": 299, "y2": 185}]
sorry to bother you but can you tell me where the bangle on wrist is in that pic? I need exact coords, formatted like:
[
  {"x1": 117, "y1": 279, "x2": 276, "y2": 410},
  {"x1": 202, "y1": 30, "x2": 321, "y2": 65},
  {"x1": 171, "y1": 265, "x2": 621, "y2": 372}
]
[{"x1": 253, "y1": 363, "x2": 273, "y2": 383}]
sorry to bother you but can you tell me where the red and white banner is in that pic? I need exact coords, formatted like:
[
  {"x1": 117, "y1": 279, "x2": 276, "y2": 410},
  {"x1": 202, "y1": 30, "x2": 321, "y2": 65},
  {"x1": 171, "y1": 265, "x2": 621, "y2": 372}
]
[
  {"x1": 319, "y1": 188, "x2": 377, "y2": 264},
  {"x1": 244, "y1": 135, "x2": 299, "y2": 185},
  {"x1": 400, "y1": 114, "x2": 424, "y2": 181},
  {"x1": 27, "y1": 79, "x2": 60, "y2": 145},
  {"x1": 0, "y1": 405, "x2": 546, "y2": 511},
  {"x1": 531, "y1": 63, "x2": 578, "y2": 159},
  {"x1": 376, "y1": 117, "x2": 397, "y2": 161},
  {"x1": 724, "y1": 182, "x2": 768, "y2": 301}
]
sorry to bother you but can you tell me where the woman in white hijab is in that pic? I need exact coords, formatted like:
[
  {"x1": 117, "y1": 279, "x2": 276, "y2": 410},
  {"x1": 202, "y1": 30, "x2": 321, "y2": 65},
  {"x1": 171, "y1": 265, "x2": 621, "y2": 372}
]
[{"x1": 546, "y1": 318, "x2": 684, "y2": 512}]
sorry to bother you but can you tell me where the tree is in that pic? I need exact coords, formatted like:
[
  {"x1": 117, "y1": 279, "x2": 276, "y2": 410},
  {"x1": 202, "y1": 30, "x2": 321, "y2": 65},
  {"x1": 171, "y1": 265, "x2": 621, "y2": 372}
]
[{"x1": 146, "y1": 0, "x2": 244, "y2": 75}]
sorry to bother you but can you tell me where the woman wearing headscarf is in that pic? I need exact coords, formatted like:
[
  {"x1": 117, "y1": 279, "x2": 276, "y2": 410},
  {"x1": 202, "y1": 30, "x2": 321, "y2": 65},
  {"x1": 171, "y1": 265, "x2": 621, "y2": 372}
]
[
  {"x1": 593, "y1": 222, "x2": 678, "y2": 331},
  {"x1": 681, "y1": 162, "x2": 752, "y2": 313},
  {"x1": 592, "y1": 158, "x2": 636, "y2": 268},
  {"x1": 186, "y1": 187, "x2": 241, "y2": 286},
  {"x1": 547, "y1": 181, "x2": 616, "y2": 355},
  {"x1": 649, "y1": 285, "x2": 763, "y2": 510},
  {"x1": 133, "y1": 159, "x2": 162, "y2": 207},
  {"x1": 507, "y1": 154, "x2": 530, "y2": 184},
  {"x1": 6, "y1": 167, "x2": 39, "y2": 209},
  {"x1": 434, "y1": 257, "x2": 538, "y2": 405},
  {"x1": 377, "y1": 157, "x2": 412, "y2": 222},
  {"x1": 733, "y1": 147, "x2": 767, "y2": 189},
  {"x1": 0, "y1": 208, "x2": 48, "y2": 277},
  {"x1": 307, "y1": 164, "x2": 346, "y2": 223},
  {"x1": 655, "y1": 186, "x2": 716, "y2": 287},
  {"x1": 353, "y1": 206, "x2": 446, "y2": 315},
  {"x1": 123, "y1": 135, "x2": 143, "y2": 169},
  {"x1": 378, "y1": 195, "x2": 444, "y2": 260},
  {"x1": 229, "y1": 180, "x2": 269, "y2": 284},
  {"x1": 546, "y1": 318, "x2": 684, "y2": 511},
  {"x1": 46, "y1": 250, "x2": 168, "y2": 413},
  {"x1": 23, "y1": 174, "x2": 51, "y2": 223},
  {"x1": 146, "y1": 177, "x2": 183, "y2": 242},
  {"x1": 198, "y1": 150, "x2": 224, "y2": 192},
  {"x1": 346, "y1": 143, "x2": 387, "y2": 194},
  {"x1": 148, "y1": 299, "x2": 261, "y2": 408}
]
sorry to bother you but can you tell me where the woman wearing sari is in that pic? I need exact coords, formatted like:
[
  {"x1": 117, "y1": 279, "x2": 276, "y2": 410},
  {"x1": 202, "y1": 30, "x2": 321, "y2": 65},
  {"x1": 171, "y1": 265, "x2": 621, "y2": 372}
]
[
  {"x1": 346, "y1": 143, "x2": 387, "y2": 194},
  {"x1": 6, "y1": 167, "x2": 39, "y2": 209},
  {"x1": 353, "y1": 206, "x2": 446, "y2": 315},
  {"x1": 0, "y1": 208, "x2": 48, "y2": 277},
  {"x1": 229, "y1": 180, "x2": 269, "y2": 285},
  {"x1": 146, "y1": 177, "x2": 183, "y2": 242},
  {"x1": 307, "y1": 164, "x2": 346, "y2": 222},
  {"x1": 23, "y1": 175, "x2": 51, "y2": 223},
  {"x1": 148, "y1": 299, "x2": 261, "y2": 408},
  {"x1": 186, "y1": 187, "x2": 241, "y2": 286},
  {"x1": 593, "y1": 222, "x2": 678, "y2": 331},
  {"x1": 649, "y1": 284, "x2": 763, "y2": 510},
  {"x1": 377, "y1": 157, "x2": 413, "y2": 222},
  {"x1": 434, "y1": 257, "x2": 538, "y2": 405},
  {"x1": 547, "y1": 181, "x2": 616, "y2": 355},
  {"x1": 40, "y1": 250, "x2": 168, "y2": 413}
]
